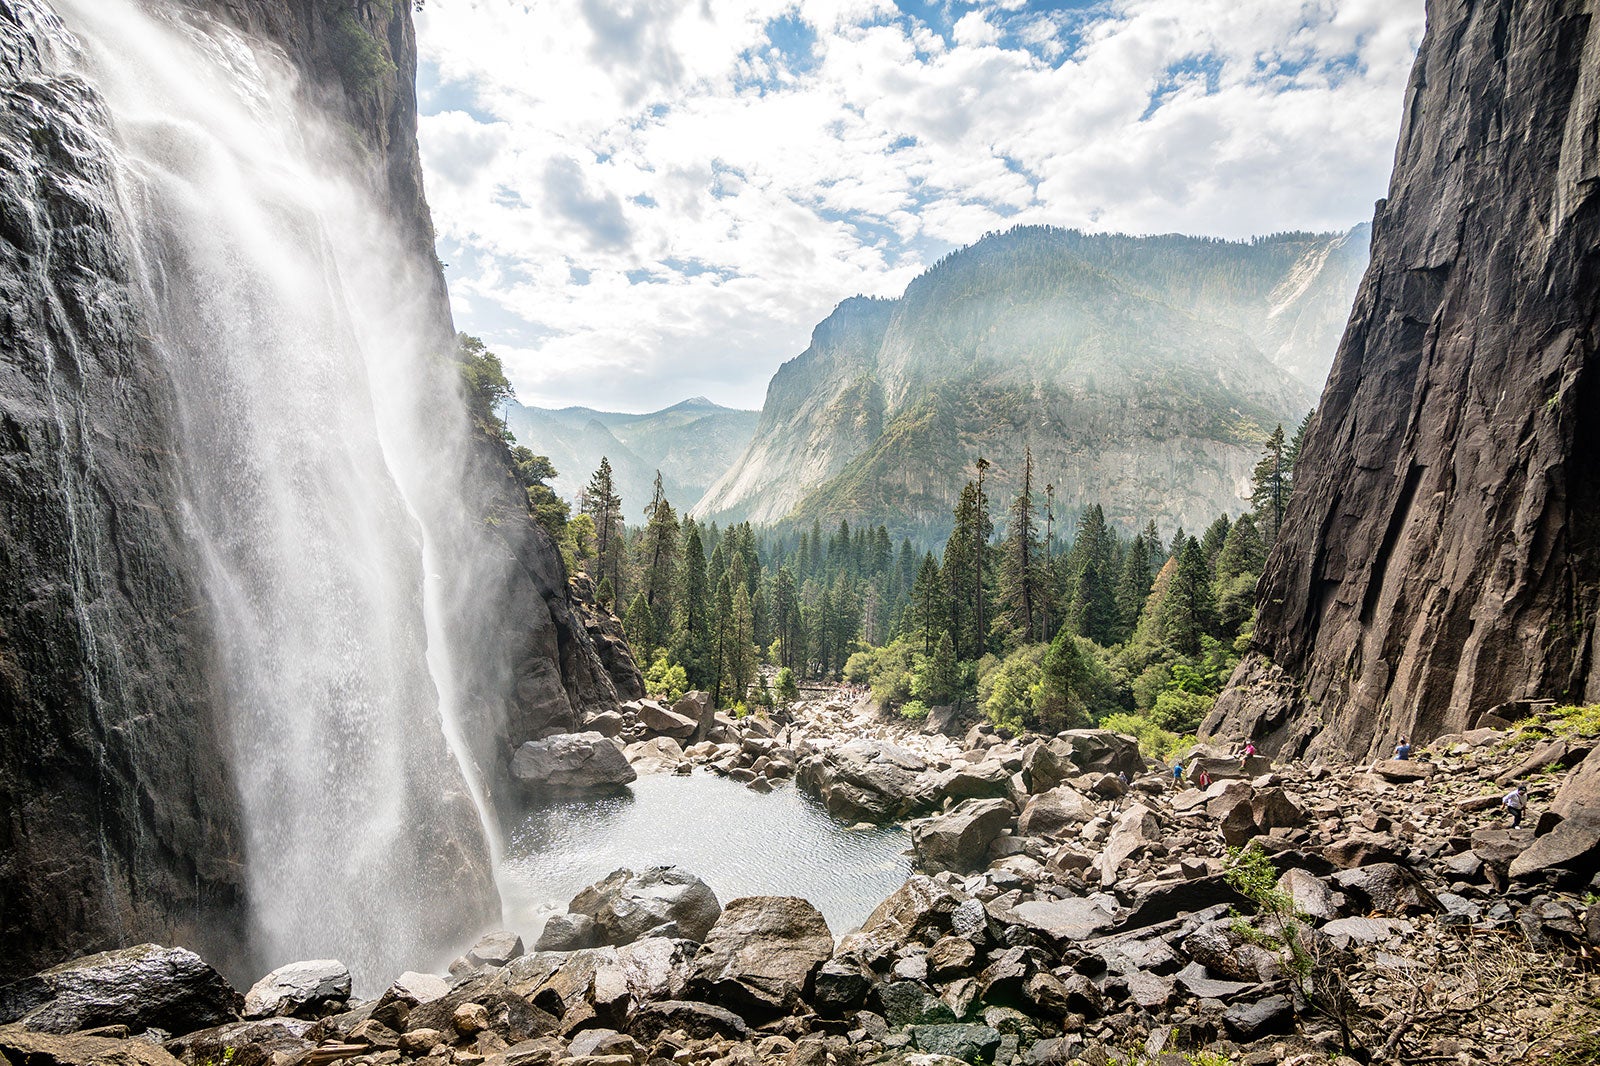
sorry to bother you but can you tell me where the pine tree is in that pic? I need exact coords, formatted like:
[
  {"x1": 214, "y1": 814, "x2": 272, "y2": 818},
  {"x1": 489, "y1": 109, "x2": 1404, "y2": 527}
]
[
  {"x1": 974, "y1": 457, "x2": 991, "y2": 650},
  {"x1": 674, "y1": 521, "x2": 712, "y2": 687},
  {"x1": 999, "y1": 449, "x2": 1044, "y2": 643},
  {"x1": 1032, "y1": 624, "x2": 1091, "y2": 732},
  {"x1": 1065, "y1": 504, "x2": 1119, "y2": 646},
  {"x1": 1161, "y1": 537, "x2": 1216, "y2": 656},
  {"x1": 943, "y1": 481, "x2": 993, "y2": 661},
  {"x1": 772, "y1": 565, "x2": 804, "y2": 672},
  {"x1": 912, "y1": 629, "x2": 962, "y2": 707},
  {"x1": 580, "y1": 457, "x2": 624, "y2": 597},
  {"x1": 637, "y1": 472, "x2": 678, "y2": 623},
  {"x1": 1200, "y1": 514, "x2": 1231, "y2": 568},
  {"x1": 1116, "y1": 533, "x2": 1154, "y2": 634},
  {"x1": 1251, "y1": 424, "x2": 1290, "y2": 541},
  {"x1": 908, "y1": 552, "x2": 946, "y2": 657},
  {"x1": 711, "y1": 575, "x2": 735, "y2": 704},
  {"x1": 623, "y1": 591, "x2": 656, "y2": 656}
]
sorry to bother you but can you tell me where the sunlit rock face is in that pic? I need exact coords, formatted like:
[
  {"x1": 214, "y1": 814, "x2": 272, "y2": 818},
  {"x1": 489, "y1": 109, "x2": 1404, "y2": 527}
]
[
  {"x1": 696, "y1": 227, "x2": 1363, "y2": 540},
  {"x1": 0, "y1": 0, "x2": 618, "y2": 989},
  {"x1": 1209, "y1": 0, "x2": 1600, "y2": 760}
]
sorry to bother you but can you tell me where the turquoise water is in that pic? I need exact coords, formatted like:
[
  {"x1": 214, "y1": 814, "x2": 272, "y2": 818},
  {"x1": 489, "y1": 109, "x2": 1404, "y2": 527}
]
[{"x1": 498, "y1": 770, "x2": 913, "y2": 939}]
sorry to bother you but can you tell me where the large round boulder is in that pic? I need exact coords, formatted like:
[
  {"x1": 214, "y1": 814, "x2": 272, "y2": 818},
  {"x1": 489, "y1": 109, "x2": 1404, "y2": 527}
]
[
  {"x1": 512, "y1": 732, "x2": 637, "y2": 793},
  {"x1": 687, "y1": 897, "x2": 833, "y2": 1022},
  {"x1": 569, "y1": 866, "x2": 722, "y2": 945},
  {"x1": 242, "y1": 959, "x2": 350, "y2": 1019},
  {"x1": 2, "y1": 944, "x2": 241, "y2": 1036},
  {"x1": 911, "y1": 799, "x2": 1015, "y2": 874}
]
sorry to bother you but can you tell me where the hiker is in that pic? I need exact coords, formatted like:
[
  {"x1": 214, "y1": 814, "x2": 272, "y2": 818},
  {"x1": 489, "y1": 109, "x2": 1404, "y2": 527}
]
[
  {"x1": 1172, "y1": 761, "x2": 1184, "y2": 785},
  {"x1": 1503, "y1": 784, "x2": 1528, "y2": 828},
  {"x1": 1198, "y1": 766, "x2": 1212, "y2": 788},
  {"x1": 1394, "y1": 736, "x2": 1412, "y2": 760},
  {"x1": 1239, "y1": 741, "x2": 1256, "y2": 768}
]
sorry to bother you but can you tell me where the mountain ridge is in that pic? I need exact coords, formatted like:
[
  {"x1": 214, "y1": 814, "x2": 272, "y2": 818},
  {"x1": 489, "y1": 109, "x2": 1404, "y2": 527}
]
[{"x1": 696, "y1": 224, "x2": 1363, "y2": 538}]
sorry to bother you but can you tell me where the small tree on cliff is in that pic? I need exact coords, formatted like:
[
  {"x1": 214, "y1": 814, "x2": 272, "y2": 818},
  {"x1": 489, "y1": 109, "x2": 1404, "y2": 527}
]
[{"x1": 1251, "y1": 424, "x2": 1290, "y2": 541}]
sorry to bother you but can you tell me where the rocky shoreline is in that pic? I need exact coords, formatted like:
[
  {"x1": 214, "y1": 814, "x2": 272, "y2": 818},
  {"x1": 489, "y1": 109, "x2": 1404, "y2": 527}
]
[{"x1": 6, "y1": 696, "x2": 1600, "y2": 1066}]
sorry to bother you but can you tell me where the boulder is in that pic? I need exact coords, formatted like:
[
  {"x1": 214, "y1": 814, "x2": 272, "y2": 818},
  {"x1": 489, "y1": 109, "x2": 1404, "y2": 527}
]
[
  {"x1": 1223, "y1": 995, "x2": 1294, "y2": 1039},
  {"x1": 1509, "y1": 815, "x2": 1600, "y2": 881},
  {"x1": 241, "y1": 960, "x2": 350, "y2": 1019},
  {"x1": 688, "y1": 897, "x2": 833, "y2": 1021},
  {"x1": 627, "y1": 1000, "x2": 748, "y2": 1042},
  {"x1": 512, "y1": 733, "x2": 637, "y2": 793},
  {"x1": 165, "y1": 1018, "x2": 316, "y2": 1065},
  {"x1": 1330, "y1": 864, "x2": 1439, "y2": 916},
  {"x1": 534, "y1": 913, "x2": 598, "y2": 951},
  {"x1": 1319, "y1": 917, "x2": 1411, "y2": 948},
  {"x1": 1370, "y1": 759, "x2": 1434, "y2": 783},
  {"x1": 938, "y1": 761, "x2": 1014, "y2": 802},
  {"x1": 623, "y1": 737, "x2": 687, "y2": 775},
  {"x1": 637, "y1": 702, "x2": 699, "y2": 741},
  {"x1": 796, "y1": 742, "x2": 937, "y2": 823},
  {"x1": 1251, "y1": 788, "x2": 1308, "y2": 831},
  {"x1": 570, "y1": 866, "x2": 722, "y2": 945},
  {"x1": 1, "y1": 945, "x2": 241, "y2": 1036},
  {"x1": 582, "y1": 711, "x2": 625, "y2": 738},
  {"x1": 1554, "y1": 744, "x2": 1600, "y2": 821},
  {"x1": 671, "y1": 692, "x2": 716, "y2": 740},
  {"x1": 1470, "y1": 827, "x2": 1535, "y2": 865},
  {"x1": 466, "y1": 931, "x2": 525, "y2": 969},
  {"x1": 860, "y1": 876, "x2": 966, "y2": 945},
  {"x1": 382, "y1": 972, "x2": 449, "y2": 1006},
  {"x1": 913, "y1": 799, "x2": 1015, "y2": 874},
  {"x1": 1008, "y1": 897, "x2": 1117, "y2": 943},
  {"x1": 1120, "y1": 875, "x2": 1246, "y2": 928},
  {"x1": 1017, "y1": 787, "x2": 1097, "y2": 838},
  {"x1": 1182, "y1": 922, "x2": 1282, "y2": 983},
  {"x1": 1276, "y1": 869, "x2": 1340, "y2": 921},
  {"x1": 1321, "y1": 832, "x2": 1405, "y2": 869},
  {"x1": 1096, "y1": 804, "x2": 1160, "y2": 888},
  {"x1": 1187, "y1": 756, "x2": 1272, "y2": 782},
  {"x1": 811, "y1": 959, "x2": 872, "y2": 1017},
  {"x1": 910, "y1": 1024, "x2": 1002, "y2": 1064},
  {"x1": 0, "y1": 1027, "x2": 186, "y2": 1066}
]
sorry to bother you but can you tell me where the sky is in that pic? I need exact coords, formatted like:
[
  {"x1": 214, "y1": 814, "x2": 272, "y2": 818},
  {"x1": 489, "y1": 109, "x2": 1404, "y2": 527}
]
[{"x1": 415, "y1": 0, "x2": 1426, "y2": 414}]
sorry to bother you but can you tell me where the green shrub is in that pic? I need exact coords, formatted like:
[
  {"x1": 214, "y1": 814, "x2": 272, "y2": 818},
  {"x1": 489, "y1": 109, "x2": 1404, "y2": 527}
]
[
  {"x1": 900, "y1": 699, "x2": 930, "y2": 722},
  {"x1": 643, "y1": 651, "x2": 688, "y2": 703},
  {"x1": 326, "y1": 4, "x2": 396, "y2": 94},
  {"x1": 1099, "y1": 711, "x2": 1192, "y2": 763},
  {"x1": 773, "y1": 667, "x2": 799, "y2": 703}
]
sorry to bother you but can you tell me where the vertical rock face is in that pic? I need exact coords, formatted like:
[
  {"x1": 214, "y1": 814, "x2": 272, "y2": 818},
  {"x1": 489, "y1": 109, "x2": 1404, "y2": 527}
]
[
  {"x1": 0, "y1": 0, "x2": 248, "y2": 985},
  {"x1": 0, "y1": 0, "x2": 620, "y2": 982},
  {"x1": 1208, "y1": 0, "x2": 1600, "y2": 759}
]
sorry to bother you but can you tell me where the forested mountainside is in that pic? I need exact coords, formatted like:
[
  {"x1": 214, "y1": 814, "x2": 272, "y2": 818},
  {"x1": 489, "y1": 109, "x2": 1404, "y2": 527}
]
[
  {"x1": 1209, "y1": 0, "x2": 1600, "y2": 759},
  {"x1": 0, "y1": 0, "x2": 622, "y2": 985},
  {"x1": 696, "y1": 225, "x2": 1363, "y2": 539},
  {"x1": 504, "y1": 397, "x2": 758, "y2": 520}
]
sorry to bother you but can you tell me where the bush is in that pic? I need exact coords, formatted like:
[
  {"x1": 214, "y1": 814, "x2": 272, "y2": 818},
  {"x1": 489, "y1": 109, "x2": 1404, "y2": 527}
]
[
  {"x1": 981, "y1": 646, "x2": 1045, "y2": 734},
  {"x1": 1149, "y1": 688, "x2": 1215, "y2": 733},
  {"x1": 900, "y1": 699, "x2": 930, "y2": 722},
  {"x1": 773, "y1": 667, "x2": 799, "y2": 703},
  {"x1": 1099, "y1": 711, "x2": 1192, "y2": 763},
  {"x1": 643, "y1": 651, "x2": 688, "y2": 703}
]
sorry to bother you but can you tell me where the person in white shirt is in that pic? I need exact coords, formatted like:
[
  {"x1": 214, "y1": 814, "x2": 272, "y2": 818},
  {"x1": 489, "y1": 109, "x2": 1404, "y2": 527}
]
[{"x1": 1503, "y1": 784, "x2": 1527, "y2": 828}]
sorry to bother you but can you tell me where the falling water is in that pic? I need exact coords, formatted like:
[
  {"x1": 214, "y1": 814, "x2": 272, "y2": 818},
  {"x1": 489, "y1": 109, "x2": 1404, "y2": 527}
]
[{"x1": 36, "y1": 0, "x2": 502, "y2": 987}]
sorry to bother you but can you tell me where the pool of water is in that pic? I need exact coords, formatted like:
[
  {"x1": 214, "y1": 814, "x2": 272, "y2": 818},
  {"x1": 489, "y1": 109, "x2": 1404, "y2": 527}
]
[{"x1": 498, "y1": 771, "x2": 913, "y2": 940}]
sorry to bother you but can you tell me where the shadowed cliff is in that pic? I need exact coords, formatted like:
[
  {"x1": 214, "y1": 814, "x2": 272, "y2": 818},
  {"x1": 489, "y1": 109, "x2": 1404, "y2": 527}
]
[{"x1": 1208, "y1": 0, "x2": 1600, "y2": 759}]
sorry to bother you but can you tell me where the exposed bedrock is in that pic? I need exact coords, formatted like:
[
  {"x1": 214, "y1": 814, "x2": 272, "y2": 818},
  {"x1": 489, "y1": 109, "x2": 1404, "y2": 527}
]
[{"x1": 1210, "y1": 0, "x2": 1600, "y2": 760}]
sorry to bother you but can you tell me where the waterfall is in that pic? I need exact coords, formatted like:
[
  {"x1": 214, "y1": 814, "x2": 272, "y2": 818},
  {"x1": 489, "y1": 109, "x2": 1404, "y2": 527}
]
[{"x1": 35, "y1": 0, "x2": 503, "y2": 988}]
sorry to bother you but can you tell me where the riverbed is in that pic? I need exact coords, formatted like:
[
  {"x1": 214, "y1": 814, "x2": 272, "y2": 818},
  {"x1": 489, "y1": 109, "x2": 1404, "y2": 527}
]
[{"x1": 498, "y1": 770, "x2": 912, "y2": 939}]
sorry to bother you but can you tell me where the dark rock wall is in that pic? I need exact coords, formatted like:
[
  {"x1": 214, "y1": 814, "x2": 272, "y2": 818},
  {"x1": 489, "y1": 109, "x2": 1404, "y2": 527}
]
[
  {"x1": 0, "y1": 0, "x2": 247, "y2": 982},
  {"x1": 0, "y1": 0, "x2": 621, "y2": 980},
  {"x1": 1209, "y1": 0, "x2": 1600, "y2": 759}
]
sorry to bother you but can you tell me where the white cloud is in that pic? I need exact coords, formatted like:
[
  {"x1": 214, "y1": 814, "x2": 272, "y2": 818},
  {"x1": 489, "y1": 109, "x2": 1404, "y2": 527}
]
[{"x1": 415, "y1": 0, "x2": 1425, "y2": 413}]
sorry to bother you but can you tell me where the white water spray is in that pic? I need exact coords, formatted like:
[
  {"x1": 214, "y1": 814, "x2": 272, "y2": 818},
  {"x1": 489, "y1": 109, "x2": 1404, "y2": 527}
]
[{"x1": 38, "y1": 0, "x2": 505, "y2": 987}]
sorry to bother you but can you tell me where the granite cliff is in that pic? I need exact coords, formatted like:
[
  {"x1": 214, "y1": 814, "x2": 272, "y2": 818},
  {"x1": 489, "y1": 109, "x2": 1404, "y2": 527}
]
[
  {"x1": 1208, "y1": 0, "x2": 1600, "y2": 759},
  {"x1": 0, "y1": 0, "x2": 620, "y2": 984},
  {"x1": 696, "y1": 227, "x2": 1361, "y2": 539}
]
